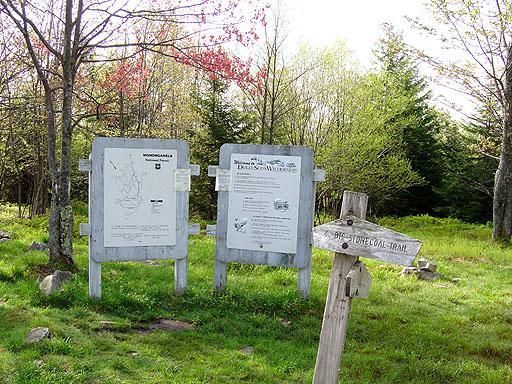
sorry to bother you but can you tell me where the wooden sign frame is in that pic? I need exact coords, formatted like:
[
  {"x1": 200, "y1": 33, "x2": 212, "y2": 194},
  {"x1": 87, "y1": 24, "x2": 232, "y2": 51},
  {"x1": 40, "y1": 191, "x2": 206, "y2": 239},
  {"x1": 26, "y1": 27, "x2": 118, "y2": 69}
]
[
  {"x1": 80, "y1": 137, "x2": 198, "y2": 299},
  {"x1": 210, "y1": 144, "x2": 324, "y2": 299}
]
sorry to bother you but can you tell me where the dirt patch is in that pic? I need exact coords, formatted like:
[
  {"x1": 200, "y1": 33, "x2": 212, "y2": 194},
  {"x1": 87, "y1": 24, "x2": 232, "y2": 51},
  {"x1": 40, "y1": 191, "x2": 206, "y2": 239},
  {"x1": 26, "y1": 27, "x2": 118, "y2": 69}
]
[
  {"x1": 136, "y1": 319, "x2": 195, "y2": 334},
  {"x1": 29, "y1": 263, "x2": 79, "y2": 279},
  {"x1": 452, "y1": 256, "x2": 490, "y2": 264}
]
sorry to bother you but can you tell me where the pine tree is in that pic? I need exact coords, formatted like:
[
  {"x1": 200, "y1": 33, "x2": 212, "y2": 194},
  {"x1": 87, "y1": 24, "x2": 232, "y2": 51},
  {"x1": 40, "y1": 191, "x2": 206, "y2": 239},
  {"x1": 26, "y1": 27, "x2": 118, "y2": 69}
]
[
  {"x1": 374, "y1": 24, "x2": 445, "y2": 216},
  {"x1": 189, "y1": 78, "x2": 255, "y2": 219}
]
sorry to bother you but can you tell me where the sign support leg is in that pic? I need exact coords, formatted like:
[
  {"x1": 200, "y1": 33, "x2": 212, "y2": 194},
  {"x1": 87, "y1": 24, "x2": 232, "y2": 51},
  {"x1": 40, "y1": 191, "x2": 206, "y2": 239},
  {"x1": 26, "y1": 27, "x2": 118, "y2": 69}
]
[
  {"x1": 312, "y1": 191, "x2": 368, "y2": 383},
  {"x1": 174, "y1": 257, "x2": 188, "y2": 295},
  {"x1": 312, "y1": 252, "x2": 356, "y2": 383},
  {"x1": 213, "y1": 259, "x2": 227, "y2": 293},
  {"x1": 298, "y1": 265, "x2": 311, "y2": 299},
  {"x1": 89, "y1": 257, "x2": 101, "y2": 300}
]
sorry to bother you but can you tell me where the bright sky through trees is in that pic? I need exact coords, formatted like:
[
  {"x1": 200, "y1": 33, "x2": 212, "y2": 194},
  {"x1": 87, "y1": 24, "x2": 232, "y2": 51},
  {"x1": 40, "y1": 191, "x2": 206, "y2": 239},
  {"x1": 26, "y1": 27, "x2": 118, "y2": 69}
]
[
  {"x1": 286, "y1": 0, "x2": 425, "y2": 62},
  {"x1": 283, "y1": 0, "x2": 471, "y2": 118}
]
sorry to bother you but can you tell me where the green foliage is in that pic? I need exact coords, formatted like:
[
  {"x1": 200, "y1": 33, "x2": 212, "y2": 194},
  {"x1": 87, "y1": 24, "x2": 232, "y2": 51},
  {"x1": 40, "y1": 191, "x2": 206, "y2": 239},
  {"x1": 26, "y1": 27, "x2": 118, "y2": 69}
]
[
  {"x1": 374, "y1": 24, "x2": 447, "y2": 216},
  {"x1": 189, "y1": 78, "x2": 256, "y2": 219},
  {"x1": 434, "y1": 121, "x2": 495, "y2": 223},
  {"x1": 316, "y1": 69, "x2": 423, "y2": 210},
  {"x1": 0, "y1": 86, "x2": 48, "y2": 217}
]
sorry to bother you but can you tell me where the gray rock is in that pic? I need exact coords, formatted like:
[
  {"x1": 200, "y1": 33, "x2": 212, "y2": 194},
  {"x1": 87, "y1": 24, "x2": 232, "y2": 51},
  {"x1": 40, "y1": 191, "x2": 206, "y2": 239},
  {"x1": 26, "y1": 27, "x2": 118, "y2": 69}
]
[
  {"x1": 417, "y1": 258, "x2": 437, "y2": 272},
  {"x1": 0, "y1": 230, "x2": 11, "y2": 242},
  {"x1": 39, "y1": 270, "x2": 74, "y2": 295},
  {"x1": 27, "y1": 241, "x2": 49, "y2": 252},
  {"x1": 400, "y1": 267, "x2": 419, "y2": 276},
  {"x1": 418, "y1": 270, "x2": 443, "y2": 281},
  {"x1": 240, "y1": 346, "x2": 255, "y2": 354},
  {"x1": 26, "y1": 327, "x2": 50, "y2": 343}
]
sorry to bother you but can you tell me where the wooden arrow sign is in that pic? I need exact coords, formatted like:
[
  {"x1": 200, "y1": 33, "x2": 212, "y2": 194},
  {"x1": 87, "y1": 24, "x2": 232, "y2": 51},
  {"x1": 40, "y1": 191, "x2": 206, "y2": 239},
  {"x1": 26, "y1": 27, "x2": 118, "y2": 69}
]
[{"x1": 313, "y1": 216, "x2": 422, "y2": 267}]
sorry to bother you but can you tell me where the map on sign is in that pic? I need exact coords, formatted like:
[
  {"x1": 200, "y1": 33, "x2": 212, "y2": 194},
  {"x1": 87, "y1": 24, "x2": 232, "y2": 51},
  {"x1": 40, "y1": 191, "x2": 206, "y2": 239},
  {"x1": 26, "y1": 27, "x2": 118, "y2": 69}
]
[
  {"x1": 104, "y1": 148, "x2": 177, "y2": 247},
  {"x1": 313, "y1": 216, "x2": 422, "y2": 266},
  {"x1": 109, "y1": 154, "x2": 143, "y2": 217}
]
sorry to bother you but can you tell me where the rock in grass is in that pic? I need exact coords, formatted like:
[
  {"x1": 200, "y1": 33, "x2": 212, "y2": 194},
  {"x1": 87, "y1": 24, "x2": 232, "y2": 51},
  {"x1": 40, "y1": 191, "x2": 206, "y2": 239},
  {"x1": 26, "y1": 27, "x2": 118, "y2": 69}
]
[
  {"x1": 418, "y1": 270, "x2": 443, "y2": 281},
  {"x1": 240, "y1": 346, "x2": 255, "y2": 354},
  {"x1": 26, "y1": 327, "x2": 50, "y2": 343},
  {"x1": 27, "y1": 241, "x2": 49, "y2": 252},
  {"x1": 400, "y1": 267, "x2": 419, "y2": 276},
  {"x1": 39, "y1": 270, "x2": 74, "y2": 295},
  {"x1": 417, "y1": 258, "x2": 437, "y2": 273},
  {"x1": 0, "y1": 230, "x2": 11, "y2": 242}
]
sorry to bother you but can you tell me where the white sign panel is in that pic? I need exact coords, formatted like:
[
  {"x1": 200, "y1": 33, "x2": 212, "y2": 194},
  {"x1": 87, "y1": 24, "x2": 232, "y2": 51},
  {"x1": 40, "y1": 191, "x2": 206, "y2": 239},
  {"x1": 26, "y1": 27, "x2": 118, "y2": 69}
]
[
  {"x1": 103, "y1": 148, "x2": 177, "y2": 247},
  {"x1": 226, "y1": 153, "x2": 301, "y2": 253}
]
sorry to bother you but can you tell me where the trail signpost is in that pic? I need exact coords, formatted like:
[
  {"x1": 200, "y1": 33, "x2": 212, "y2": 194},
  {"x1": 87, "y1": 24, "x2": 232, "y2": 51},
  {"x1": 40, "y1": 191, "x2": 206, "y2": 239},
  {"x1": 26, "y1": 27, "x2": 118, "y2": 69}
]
[
  {"x1": 209, "y1": 143, "x2": 325, "y2": 299},
  {"x1": 312, "y1": 191, "x2": 422, "y2": 383},
  {"x1": 80, "y1": 137, "x2": 199, "y2": 299}
]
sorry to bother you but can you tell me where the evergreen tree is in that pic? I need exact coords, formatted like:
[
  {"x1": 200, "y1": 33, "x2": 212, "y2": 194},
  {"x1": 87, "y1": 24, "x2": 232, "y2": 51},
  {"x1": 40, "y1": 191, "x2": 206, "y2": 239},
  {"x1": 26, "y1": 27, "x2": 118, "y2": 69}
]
[
  {"x1": 374, "y1": 24, "x2": 445, "y2": 216},
  {"x1": 189, "y1": 78, "x2": 255, "y2": 219}
]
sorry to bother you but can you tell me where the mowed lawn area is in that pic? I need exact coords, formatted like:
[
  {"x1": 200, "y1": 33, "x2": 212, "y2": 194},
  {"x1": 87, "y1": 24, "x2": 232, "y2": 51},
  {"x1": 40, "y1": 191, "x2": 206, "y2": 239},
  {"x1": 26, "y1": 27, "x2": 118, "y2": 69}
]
[{"x1": 0, "y1": 211, "x2": 511, "y2": 383}]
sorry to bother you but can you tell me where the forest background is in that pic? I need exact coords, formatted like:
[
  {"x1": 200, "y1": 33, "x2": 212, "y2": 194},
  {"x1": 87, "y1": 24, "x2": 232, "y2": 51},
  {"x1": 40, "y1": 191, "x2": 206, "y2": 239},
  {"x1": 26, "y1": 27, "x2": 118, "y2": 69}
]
[{"x1": 0, "y1": 0, "x2": 499, "y2": 263}]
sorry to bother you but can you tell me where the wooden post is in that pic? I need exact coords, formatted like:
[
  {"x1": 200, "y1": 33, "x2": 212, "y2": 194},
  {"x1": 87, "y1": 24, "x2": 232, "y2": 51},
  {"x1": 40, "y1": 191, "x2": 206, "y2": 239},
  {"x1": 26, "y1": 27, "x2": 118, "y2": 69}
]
[
  {"x1": 297, "y1": 264, "x2": 311, "y2": 299},
  {"x1": 313, "y1": 191, "x2": 368, "y2": 384},
  {"x1": 174, "y1": 257, "x2": 188, "y2": 295},
  {"x1": 213, "y1": 259, "x2": 228, "y2": 293},
  {"x1": 89, "y1": 257, "x2": 101, "y2": 299}
]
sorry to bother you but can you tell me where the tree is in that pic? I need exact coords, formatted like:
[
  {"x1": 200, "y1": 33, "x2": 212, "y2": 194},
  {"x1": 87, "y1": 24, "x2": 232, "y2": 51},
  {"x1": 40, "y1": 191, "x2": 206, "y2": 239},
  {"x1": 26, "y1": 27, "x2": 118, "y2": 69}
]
[
  {"x1": 189, "y1": 77, "x2": 255, "y2": 219},
  {"x1": 316, "y1": 71, "x2": 423, "y2": 216},
  {"x1": 374, "y1": 24, "x2": 445, "y2": 216},
  {"x1": 436, "y1": 118, "x2": 496, "y2": 223},
  {"x1": 241, "y1": 3, "x2": 306, "y2": 145},
  {"x1": 412, "y1": 0, "x2": 512, "y2": 241},
  {"x1": 0, "y1": 0, "x2": 266, "y2": 265}
]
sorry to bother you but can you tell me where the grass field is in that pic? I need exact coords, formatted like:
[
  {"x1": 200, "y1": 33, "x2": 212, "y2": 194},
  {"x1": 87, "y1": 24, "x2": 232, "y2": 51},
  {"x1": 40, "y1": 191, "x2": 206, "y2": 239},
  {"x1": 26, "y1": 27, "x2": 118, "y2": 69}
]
[{"x1": 0, "y1": 212, "x2": 511, "y2": 383}]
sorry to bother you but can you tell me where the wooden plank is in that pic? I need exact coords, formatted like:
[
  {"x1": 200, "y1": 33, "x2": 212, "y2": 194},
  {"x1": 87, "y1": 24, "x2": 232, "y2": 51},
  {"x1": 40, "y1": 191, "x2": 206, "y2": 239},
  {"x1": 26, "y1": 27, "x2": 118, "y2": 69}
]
[
  {"x1": 313, "y1": 169, "x2": 326, "y2": 182},
  {"x1": 78, "y1": 158, "x2": 92, "y2": 172},
  {"x1": 206, "y1": 225, "x2": 217, "y2": 237},
  {"x1": 188, "y1": 223, "x2": 200, "y2": 235},
  {"x1": 313, "y1": 191, "x2": 367, "y2": 384},
  {"x1": 207, "y1": 165, "x2": 219, "y2": 177},
  {"x1": 189, "y1": 164, "x2": 200, "y2": 176},
  {"x1": 346, "y1": 261, "x2": 372, "y2": 299},
  {"x1": 80, "y1": 223, "x2": 92, "y2": 236},
  {"x1": 313, "y1": 216, "x2": 422, "y2": 266}
]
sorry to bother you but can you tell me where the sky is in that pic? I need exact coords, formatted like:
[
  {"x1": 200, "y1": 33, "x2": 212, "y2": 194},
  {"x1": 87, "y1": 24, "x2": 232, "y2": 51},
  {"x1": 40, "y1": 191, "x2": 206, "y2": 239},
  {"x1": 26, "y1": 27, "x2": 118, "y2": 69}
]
[
  {"x1": 285, "y1": 0, "x2": 427, "y2": 63},
  {"x1": 279, "y1": 0, "x2": 472, "y2": 118}
]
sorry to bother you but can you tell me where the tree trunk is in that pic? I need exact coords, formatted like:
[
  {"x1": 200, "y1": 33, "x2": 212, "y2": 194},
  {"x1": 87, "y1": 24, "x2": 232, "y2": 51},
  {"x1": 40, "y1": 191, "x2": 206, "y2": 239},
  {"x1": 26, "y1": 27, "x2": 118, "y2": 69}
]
[
  {"x1": 54, "y1": 0, "x2": 76, "y2": 265},
  {"x1": 493, "y1": 45, "x2": 512, "y2": 243}
]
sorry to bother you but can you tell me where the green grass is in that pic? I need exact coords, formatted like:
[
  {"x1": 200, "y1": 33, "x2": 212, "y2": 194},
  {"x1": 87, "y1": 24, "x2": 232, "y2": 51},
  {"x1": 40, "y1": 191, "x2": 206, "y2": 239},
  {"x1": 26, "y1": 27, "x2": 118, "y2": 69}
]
[{"x1": 0, "y1": 213, "x2": 511, "y2": 383}]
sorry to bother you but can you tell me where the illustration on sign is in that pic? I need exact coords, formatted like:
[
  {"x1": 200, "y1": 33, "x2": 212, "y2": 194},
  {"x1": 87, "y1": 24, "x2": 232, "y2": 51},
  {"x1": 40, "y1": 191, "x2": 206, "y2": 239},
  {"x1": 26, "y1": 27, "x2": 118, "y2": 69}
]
[
  {"x1": 104, "y1": 148, "x2": 177, "y2": 247},
  {"x1": 226, "y1": 153, "x2": 301, "y2": 253}
]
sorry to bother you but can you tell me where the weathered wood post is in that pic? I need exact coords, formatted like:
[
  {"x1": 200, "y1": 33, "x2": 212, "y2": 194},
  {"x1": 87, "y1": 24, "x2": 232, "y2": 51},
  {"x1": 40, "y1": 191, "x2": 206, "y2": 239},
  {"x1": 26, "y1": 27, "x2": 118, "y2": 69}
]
[
  {"x1": 312, "y1": 191, "x2": 367, "y2": 384},
  {"x1": 312, "y1": 190, "x2": 422, "y2": 383}
]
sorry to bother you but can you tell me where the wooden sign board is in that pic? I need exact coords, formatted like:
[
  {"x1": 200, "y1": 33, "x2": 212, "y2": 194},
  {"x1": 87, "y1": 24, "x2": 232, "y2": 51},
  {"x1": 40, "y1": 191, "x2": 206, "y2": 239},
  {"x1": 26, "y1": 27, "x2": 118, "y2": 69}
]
[
  {"x1": 313, "y1": 216, "x2": 422, "y2": 266},
  {"x1": 210, "y1": 143, "x2": 324, "y2": 299},
  {"x1": 312, "y1": 192, "x2": 423, "y2": 384},
  {"x1": 80, "y1": 137, "x2": 198, "y2": 299}
]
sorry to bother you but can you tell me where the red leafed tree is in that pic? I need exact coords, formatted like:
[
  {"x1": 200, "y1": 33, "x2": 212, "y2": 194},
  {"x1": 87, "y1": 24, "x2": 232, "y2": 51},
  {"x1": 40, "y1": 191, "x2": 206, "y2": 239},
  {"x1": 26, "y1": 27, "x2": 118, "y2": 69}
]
[{"x1": 0, "y1": 0, "x2": 267, "y2": 266}]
